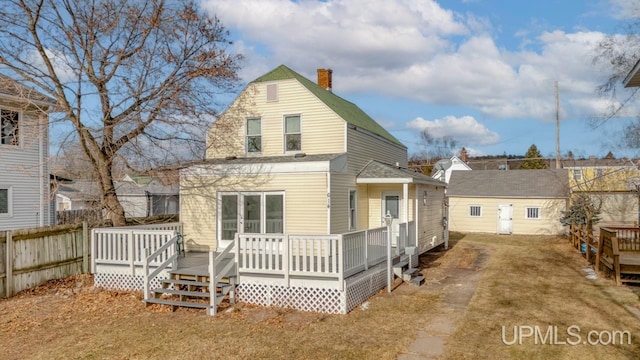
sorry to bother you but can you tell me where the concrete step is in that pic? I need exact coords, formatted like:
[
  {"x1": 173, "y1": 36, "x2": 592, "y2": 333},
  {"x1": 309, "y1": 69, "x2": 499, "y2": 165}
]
[
  {"x1": 392, "y1": 260, "x2": 409, "y2": 277},
  {"x1": 408, "y1": 275, "x2": 425, "y2": 287},
  {"x1": 402, "y1": 268, "x2": 419, "y2": 282}
]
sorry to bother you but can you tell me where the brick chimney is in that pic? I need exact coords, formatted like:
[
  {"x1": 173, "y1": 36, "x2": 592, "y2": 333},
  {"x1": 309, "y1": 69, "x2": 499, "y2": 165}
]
[
  {"x1": 460, "y1": 147, "x2": 468, "y2": 163},
  {"x1": 317, "y1": 68, "x2": 332, "y2": 91}
]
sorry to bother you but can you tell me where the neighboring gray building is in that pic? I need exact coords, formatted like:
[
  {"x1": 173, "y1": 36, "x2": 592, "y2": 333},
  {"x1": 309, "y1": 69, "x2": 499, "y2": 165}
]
[{"x1": 447, "y1": 169, "x2": 569, "y2": 235}]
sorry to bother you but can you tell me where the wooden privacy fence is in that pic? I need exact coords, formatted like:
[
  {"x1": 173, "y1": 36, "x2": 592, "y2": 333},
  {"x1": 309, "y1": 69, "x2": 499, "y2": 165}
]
[{"x1": 0, "y1": 222, "x2": 90, "y2": 298}]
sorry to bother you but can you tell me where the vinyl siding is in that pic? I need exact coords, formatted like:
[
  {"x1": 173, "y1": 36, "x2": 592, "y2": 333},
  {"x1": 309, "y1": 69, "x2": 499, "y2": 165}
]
[
  {"x1": 346, "y1": 127, "x2": 407, "y2": 175},
  {"x1": 363, "y1": 184, "x2": 414, "y2": 229},
  {"x1": 180, "y1": 172, "x2": 328, "y2": 251},
  {"x1": 448, "y1": 197, "x2": 566, "y2": 235},
  {"x1": 417, "y1": 184, "x2": 445, "y2": 253},
  {"x1": 0, "y1": 103, "x2": 50, "y2": 231},
  {"x1": 329, "y1": 173, "x2": 356, "y2": 234},
  {"x1": 207, "y1": 80, "x2": 344, "y2": 159},
  {"x1": 118, "y1": 195, "x2": 148, "y2": 218}
]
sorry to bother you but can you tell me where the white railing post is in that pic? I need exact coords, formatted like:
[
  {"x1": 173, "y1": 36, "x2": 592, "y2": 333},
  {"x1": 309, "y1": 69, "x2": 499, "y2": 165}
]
[
  {"x1": 284, "y1": 234, "x2": 290, "y2": 288},
  {"x1": 338, "y1": 235, "x2": 344, "y2": 291},
  {"x1": 171, "y1": 231, "x2": 178, "y2": 270},
  {"x1": 143, "y1": 248, "x2": 150, "y2": 301},
  {"x1": 91, "y1": 229, "x2": 96, "y2": 274},
  {"x1": 234, "y1": 233, "x2": 240, "y2": 279},
  {"x1": 128, "y1": 230, "x2": 135, "y2": 276},
  {"x1": 364, "y1": 230, "x2": 369, "y2": 271},
  {"x1": 207, "y1": 251, "x2": 216, "y2": 316}
]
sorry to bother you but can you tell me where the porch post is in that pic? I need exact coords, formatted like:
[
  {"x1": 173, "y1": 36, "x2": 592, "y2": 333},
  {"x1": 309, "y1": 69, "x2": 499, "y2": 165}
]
[
  {"x1": 384, "y1": 213, "x2": 393, "y2": 293},
  {"x1": 403, "y1": 183, "x2": 409, "y2": 250}
]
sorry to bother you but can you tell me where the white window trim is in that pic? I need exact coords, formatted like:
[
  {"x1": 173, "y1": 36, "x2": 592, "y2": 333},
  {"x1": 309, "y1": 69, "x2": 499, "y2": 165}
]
[
  {"x1": 0, "y1": 186, "x2": 13, "y2": 217},
  {"x1": 573, "y1": 169, "x2": 582, "y2": 181},
  {"x1": 525, "y1": 206, "x2": 541, "y2": 220},
  {"x1": 245, "y1": 117, "x2": 262, "y2": 155},
  {"x1": 283, "y1": 114, "x2": 302, "y2": 154},
  {"x1": 0, "y1": 107, "x2": 21, "y2": 147},
  {"x1": 469, "y1": 205, "x2": 482, "y2": 217},
  {"x1": 348, "y1": 189, "x2": 357, "y2": 231}
]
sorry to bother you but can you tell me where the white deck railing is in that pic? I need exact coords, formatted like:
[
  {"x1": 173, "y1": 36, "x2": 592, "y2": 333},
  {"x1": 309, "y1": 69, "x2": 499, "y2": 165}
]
[
  {"x1": 342, "y1": 226, "x2": 387, "y2": 277},
  {"x1": 398, "y1": 221, "x2": 416, "y2": 256},
  {"x1": 91, "y1": 226, "x2": 178, "y2": 275}
]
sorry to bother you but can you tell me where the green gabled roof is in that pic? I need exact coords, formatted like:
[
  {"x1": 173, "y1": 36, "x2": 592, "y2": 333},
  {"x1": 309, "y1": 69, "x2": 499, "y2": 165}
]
[{"x1": 252, "y1": 65, "x2": 405, "y2": 147}]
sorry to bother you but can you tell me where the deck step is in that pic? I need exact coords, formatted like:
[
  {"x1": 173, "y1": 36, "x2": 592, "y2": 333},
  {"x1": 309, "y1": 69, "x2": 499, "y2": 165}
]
[
  {"x1": 402, "y1": 268, "x2": 419, "y2": 282},
  {"x1": 163, "y1": 278, "x2": 210, "y2": 287},
  {"x1": 393, "y1": 260, "x2": 409, "y2": 277},
  {"x1": 145, "y1": 297, "x2": 210, "y2": 310},
  {"x1": 153, "y1": 288, "x2": 212, "y2": 298},
  {"x1": 408, "y1": 275, "x2": 425, "y2": 286}
]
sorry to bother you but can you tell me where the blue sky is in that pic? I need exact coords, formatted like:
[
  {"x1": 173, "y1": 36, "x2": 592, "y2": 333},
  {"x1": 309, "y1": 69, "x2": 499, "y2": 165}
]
[{"x1": 202, "y1": 0, "x2": 640, "y2": 159}]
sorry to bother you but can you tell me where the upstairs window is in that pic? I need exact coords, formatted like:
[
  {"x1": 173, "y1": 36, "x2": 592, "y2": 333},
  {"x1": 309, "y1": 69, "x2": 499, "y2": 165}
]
[
  {"x1": 573, "y1": 169, "x2": 582, "y2": 181},
  {"x1": 246, "y1": 117, "x2": 261, "y2": 153},
  {"x1": 1, "y1": 109, "x2": 19, "y2": 146},
  {"x1": 284, "y1": 115, "x2": 301, "y2": 152}
]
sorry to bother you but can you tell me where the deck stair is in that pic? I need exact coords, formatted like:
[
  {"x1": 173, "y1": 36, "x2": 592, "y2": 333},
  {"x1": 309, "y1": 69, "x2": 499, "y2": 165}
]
[
  {"x1": 392, "y1": 247, "x2": 425, "y2": 286},
  {"x1": 145, "y1": 254, "x2": 237, "y2": 312}
]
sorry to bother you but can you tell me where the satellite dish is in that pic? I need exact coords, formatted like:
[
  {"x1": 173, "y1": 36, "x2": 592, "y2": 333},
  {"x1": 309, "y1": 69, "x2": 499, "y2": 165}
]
[{"x1": 434, "y1": 159, "x2": 453, "y2": 171}]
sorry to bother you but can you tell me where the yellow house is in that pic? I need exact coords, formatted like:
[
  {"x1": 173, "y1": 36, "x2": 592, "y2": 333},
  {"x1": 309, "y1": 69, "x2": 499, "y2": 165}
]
[
  {"x1": 171, "y1": 65, "x2": 449, "y2": 313},
  {"x1": 180, "y1": 65, "x2": 446, "y2": 253},
  {"x1": 564, "y1": 158, "x2": 640, "y2": 224}
]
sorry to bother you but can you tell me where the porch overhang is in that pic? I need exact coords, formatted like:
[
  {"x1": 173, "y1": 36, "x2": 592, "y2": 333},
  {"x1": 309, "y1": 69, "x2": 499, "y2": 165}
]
[{"x1": 356, "y1": 160, "x2": 446, "y2": 187}]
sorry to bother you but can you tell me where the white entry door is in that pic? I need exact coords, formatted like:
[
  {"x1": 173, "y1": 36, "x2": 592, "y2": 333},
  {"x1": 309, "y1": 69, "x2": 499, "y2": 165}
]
[
  {"x1": 218, "y1": 192, "x2": 284, "y2": 250},
  {"x1": 498, "y1": 204, "x2": 513, "y2": 234},
  {"x1": 382, "y1": 192, "x2": 401, "y2": 246}
]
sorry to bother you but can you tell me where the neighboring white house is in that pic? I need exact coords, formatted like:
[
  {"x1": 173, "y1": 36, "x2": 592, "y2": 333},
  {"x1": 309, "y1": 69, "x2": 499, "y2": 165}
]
[
  {"x1": 0, "y1": 76, "x2": 56, "y2": 231},
  {"x1": 432, "y1": 154, "x2": 472, "y2": 184}
]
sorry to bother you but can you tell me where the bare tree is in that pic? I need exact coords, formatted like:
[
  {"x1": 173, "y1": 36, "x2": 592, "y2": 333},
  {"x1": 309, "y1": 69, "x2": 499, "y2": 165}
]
[
  {"x1": 416, "y1": 128, "x2": 458, "y2": 164},
  {"x1": 592, "y1": 7, "x2": 640, "y2": 128},
  {"x1": 0, "y1": 0, "x2": 241, "y2": 225}
]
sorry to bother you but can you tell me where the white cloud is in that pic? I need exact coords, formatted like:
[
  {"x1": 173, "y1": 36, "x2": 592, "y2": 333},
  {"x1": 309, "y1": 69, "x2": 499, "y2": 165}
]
[
  {"x1": 406, "y1": 115, "x2": 500, "y2": 146},
  {"x1": 203, "y1": 0, "x2": 637, "y2": 124}
]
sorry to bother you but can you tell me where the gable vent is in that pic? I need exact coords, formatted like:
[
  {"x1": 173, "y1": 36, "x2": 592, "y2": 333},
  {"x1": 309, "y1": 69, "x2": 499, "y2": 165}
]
[{"x1": 266, "y1": 83, "x2": 278, "y2": 102}]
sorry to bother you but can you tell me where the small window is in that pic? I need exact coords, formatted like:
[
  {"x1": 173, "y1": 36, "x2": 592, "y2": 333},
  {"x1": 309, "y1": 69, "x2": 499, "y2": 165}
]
[
  {"x1": 246, "y1": 117, "x2": 261, "y2": 153},
  {"x1": 266, "y1": 84, "x2": 278, "y2": 102},
  {"x1": 595, "y1": 168, "x2": 604, "y2": 177},
  {"x1": 0, "y1": 188, "x2": 9, "y2": 214},
  {"x1": 469, "y1": 205, "x2": 482, "y2": 217},
  {"x1": 349, "y1": 190, "x2": 356, "y2": 230},
  {"x1": 1, "y1": 109, "x2": 19, "y2": 146},
  {"x1": 284, "y1": 115, "x2": 301, "y2": 152},
  {"x1": 573, "y1": 169, "x2": 582, "y2": 181},
  {"x1": 526, "y1": 207, "x2": 540, "y2": 219}
]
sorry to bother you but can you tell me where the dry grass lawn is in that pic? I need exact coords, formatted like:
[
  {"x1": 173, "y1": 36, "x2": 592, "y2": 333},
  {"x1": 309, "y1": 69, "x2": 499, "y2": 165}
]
[
  {"x1": 444, "y1": 233, "x2": 640, "y2": 360},
  {"x1": 2, "y1": 233, "x2": 640, "y2": 359}
]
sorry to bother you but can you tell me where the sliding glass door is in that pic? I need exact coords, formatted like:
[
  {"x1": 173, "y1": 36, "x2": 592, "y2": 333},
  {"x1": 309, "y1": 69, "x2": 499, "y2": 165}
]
[{"x1": 217, "y1": 192, "x2": 284, "y2": 249}]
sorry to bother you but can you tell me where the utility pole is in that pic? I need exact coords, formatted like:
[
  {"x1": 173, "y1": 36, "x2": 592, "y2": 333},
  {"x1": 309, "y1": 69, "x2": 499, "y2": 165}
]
[{"x1": 555, "y1": 81, "x2": 560, "y2": 169}]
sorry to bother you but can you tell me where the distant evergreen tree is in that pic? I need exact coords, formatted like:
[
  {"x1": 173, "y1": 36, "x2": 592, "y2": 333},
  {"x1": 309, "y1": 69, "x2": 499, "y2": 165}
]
[{"x1": 519, "y1": 144, "x2": 548, "y2": 169}]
